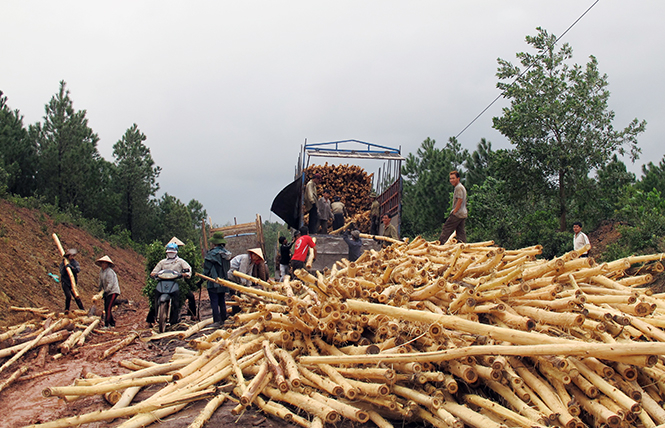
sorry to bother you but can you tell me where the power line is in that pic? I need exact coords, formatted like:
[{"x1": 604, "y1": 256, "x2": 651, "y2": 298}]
[{"x1": 455, "y1": 0, "x2": 600, "y2": 139}]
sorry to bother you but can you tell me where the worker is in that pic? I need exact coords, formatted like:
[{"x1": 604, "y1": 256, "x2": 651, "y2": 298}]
[
  {"x1": 317, "y1": 189, "x2": 333, "y2": 234},
  {"x1": 228, "y1": 248, "x2": 269, "y2": 288},
  {"x1": 278, "y1": 235, "x2": 295, "y2": 281},
  {"x1": 203, "y1": 232, "x2": 233, "y2": 326},
  {"x1": 290, "y1": 226, "x2": 317, "y2": 271},
  {"x1": 381, "y1": 214, "x2": 399, "y2": 247},
  {"x1": 331, "y1": 196, "x2": 348, "y2": 230},
  {"x1": 439, "y1": 170, "x2": 467, "y2": 244},
  {"x1": 370, "y1": 192, "x2": 380, "y2": 235},
  {"x1": 60, "y1": 248, "x2": 84, "y2": 313},
  {"x1": 147, "y1": 243, "x2": 192, "y2": 326},
  {"x1": 342, "y1": 228, "x2": 363, "y2": 262},
  {"x1": 96, "y1": 255, "x2": 120, "y2": 328},
  {"x1": 304, "y1": 173, "x2": 321, "y2": 234},
  {"x1": 573, "y1": 222, "x2": 591, "y2": 257}
]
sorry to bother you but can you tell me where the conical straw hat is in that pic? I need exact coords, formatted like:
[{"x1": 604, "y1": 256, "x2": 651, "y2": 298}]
[{"x1": 95, "y1": 255, "x2": 115, "y2": 267}]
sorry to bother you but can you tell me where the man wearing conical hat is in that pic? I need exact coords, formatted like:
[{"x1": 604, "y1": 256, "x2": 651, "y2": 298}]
[
  {"x1": 96, "y1": 256, "x2": 120, "y2": 328},
  {"x1": 227, "y1": 248, "x2": 268, "y2": 288}
]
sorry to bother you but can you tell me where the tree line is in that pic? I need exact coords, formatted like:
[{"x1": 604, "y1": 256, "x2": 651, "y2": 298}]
[
  {"x1": 402, "y1": 28, "x2": 662, "y2": 260},
  {"x1": 2, "y1": 28, "x2": 663, "y2": 264},
  {"x1": 0, "y1": 81, "x2": 205, "y2": 248}
]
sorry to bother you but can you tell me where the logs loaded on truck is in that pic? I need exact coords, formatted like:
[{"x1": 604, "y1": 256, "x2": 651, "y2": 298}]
[
  {"x1": 270, "y1": 140, "x2": 405, "y2": 270},
  {"x1": 21, "y1": 234, "x2": 665, "y2": 428},
  {"x1": 271, "y1": 140, "x2": 404, "y2": 235}
]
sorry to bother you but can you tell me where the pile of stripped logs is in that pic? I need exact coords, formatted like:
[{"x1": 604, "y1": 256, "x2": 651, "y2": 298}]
[
  {"x1": 20, "y1": 237, "x2": 665, "y2": 428},
  {"x1": 0, "y1": 310, "x2": 135, "y2": 395}
]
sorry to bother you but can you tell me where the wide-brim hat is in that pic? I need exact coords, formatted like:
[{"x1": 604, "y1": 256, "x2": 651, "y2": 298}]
[
  {"x1": 167, "y1": 236, "x2": 185, "y2": 247},
  {"x1": 65, "y1": 248, "x2": 78, "y2": 256},
  {"x1": 210, "y1": 232, "x2": 226, "y2": 245},
  {"x1": 247, "y1": 248, "x2": 264, "y2": 261},
  {"x1": 95, "y1": 255, "x2": 115, "y2": 268}
]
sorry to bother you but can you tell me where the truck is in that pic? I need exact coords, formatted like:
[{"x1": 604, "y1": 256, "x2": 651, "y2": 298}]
[{"x1": 271, "y1": 139, "x2": 405, "y2": 271}]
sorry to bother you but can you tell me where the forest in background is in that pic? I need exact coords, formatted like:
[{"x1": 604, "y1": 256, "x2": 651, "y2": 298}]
[{"x1": 1, "y1": 28, "x2": 664, "y2": 272}]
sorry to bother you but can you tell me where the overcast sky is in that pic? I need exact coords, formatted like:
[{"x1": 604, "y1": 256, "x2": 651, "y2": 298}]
[{"x1": 3, "y1": 1, "x2": 664, "y2": 227}]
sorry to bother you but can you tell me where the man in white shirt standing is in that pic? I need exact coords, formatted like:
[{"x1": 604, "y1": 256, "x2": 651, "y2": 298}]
[{"x1": 573, "y1": 221, "x2": 591, "y2": 257}]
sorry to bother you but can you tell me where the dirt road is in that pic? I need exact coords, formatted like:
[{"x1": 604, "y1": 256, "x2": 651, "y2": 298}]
[{"x1": 0, "y1": 292, "x2": 299, "y2": 428}]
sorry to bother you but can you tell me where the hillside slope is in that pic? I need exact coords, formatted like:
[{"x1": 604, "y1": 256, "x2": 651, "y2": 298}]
[{"x1": 0, "y1": 199, "x2": 147, "y2": 327}]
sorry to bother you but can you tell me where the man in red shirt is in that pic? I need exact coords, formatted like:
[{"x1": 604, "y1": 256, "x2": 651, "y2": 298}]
[{"x1": 290, "y1": 226, "x2": 317, "y2": 270}]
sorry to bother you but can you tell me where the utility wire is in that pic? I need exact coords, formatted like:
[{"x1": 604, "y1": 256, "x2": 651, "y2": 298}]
[{"x1": 455, "y1": 0, "x2": 600, "y2": 139}]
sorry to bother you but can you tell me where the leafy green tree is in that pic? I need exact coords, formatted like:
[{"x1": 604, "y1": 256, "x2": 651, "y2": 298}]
[
  {"x1": 492, "y1": 27, "x2": 646, "y2": 232},
  {"x1": 112, "y1": 124, "x2": 161, "y2": 242},
  {"x1": 464, "y1": 138, "x2": 494, "y2": 189},
  {"x1": 636, "y1": 155, "x2": 665, "y2": 195},
  {"x1": 587, "y1": 154, "x2": 635, "y2": 222},
  {"x1": 401, "y1": 137, "x2": 468, "y2": 237},
  {"x1": 467, "y1": 176, "x2": 570, "y2": 258},
  {"x1": 153, "y1": 193, "x2": 197, "y2": 244},
  {"x1": 31, "y1": 81, "x2": 107, "y2": 218},
  {"x1": 187, "y1": 199, "x2": 207, "y2": 234},
  {"x1": 0, "y1": 91, "x2": 37, "y2": 196},
  {"x1": 604, "y1": 187, "x2": 665, "y2": 260}
]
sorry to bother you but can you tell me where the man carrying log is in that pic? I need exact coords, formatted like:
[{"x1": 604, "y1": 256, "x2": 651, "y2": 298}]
[
  {"x1": 291, "y1": 226, "x2": 317, "y2": 270},
  {"x1": 202, "y1": 232, "x2": 233, "y2": 326},
  {"x1": 60, "y1": 248, "x2": 84, "y2": 313},
  {"x1": 343, "y1": 228, "x2": 363, "y2": 262},
  {"x1": 438, "y1": 170, "x2": 467, "y2": 244},
  {"x1": 228, "y1": 248, "x2": 269, "y2": 289},
  {"x1": 304, "y1": 173, "x2": 321, "y2": 234}
]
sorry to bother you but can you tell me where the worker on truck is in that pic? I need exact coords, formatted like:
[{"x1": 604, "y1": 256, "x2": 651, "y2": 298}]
[
  {"x1": 331, "y1": 196, "x2": 348, "y2": 230},
  {"x1": 381, "y1": 214, "x2": 399, "y2": 248},
  {"x1": 304, "y1": 173, "x2": 321, "y2": 234},
  {"x1": 317, "y1": 189, "x2": 333, "y2": 234},
  {"x1": 370, "y1": 192, "x2": 380, "y2": 235}
]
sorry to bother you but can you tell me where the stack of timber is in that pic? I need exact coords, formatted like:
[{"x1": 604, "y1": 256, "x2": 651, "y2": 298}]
[
  {"x1": 25, "y1": 238, "x2": 665, "y2": 428},
  {"x1": 305, "y1": 163, "x2": 373, "y2": 232},
  {"x1": 0, "y1": 311, "x2": 107, "y2": 394}
]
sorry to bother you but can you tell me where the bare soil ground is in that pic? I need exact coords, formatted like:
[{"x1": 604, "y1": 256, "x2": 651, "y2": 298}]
[{"x1": 0, "y1": 200, "x2": 296, "y2": 428}]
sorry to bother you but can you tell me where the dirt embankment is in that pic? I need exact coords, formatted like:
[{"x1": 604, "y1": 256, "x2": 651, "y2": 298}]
[
  {"x1": 0, "y1": 199, "x2": 287, "y2": 428},
  {"x1": 0, "y1": 199, "x2": 147, "y2": 327}
]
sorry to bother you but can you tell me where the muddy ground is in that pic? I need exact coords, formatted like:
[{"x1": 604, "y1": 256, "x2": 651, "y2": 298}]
[
  {"x1": 0, "y1": 292, "x2": 302, "y2": 428},
  {"x1": 0, "y1": 199, "x2": 301, "y2": 428}
]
